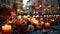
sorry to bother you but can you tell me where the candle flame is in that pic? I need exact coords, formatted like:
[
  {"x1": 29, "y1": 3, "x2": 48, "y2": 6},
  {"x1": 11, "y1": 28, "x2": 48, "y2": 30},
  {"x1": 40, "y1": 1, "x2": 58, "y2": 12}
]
[{"x1": 2, "y1": 25, "x2": 12, "y2": 31}]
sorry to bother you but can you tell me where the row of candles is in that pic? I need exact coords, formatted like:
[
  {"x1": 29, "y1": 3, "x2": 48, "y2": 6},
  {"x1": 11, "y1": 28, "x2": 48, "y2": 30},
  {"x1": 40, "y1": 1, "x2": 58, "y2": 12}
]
[{"x1": 1, "y1": 15, "x2": 60, "y2": 34}]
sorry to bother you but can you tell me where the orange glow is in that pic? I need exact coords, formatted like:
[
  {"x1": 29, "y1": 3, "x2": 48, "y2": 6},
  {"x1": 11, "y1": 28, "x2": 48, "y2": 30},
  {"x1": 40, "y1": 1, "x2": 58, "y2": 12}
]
[
  {"x1": 41, "y1": 21, "x2": 44, "y2": 24},
  {"x1": 27, "y1": 15, "x2": 30, "y2": 17},
  {"x1": 10, "y1": 11, "x2": 16, "y2": 16},
  {"x1": 17, "y1": 9, "x2": 20, "y2": 11},
  {"x1": 32, "y1": 20, "x2": 38, "y2": 26},
  {"x1": 31, "y1": 18, "x2": 36, "y2": 21},
  {"x1": 23, "y1": 15, "x2": 28, "y2": 19},
  {"x1": 17, "y1": 9, "x2": 23, "y2": 13},
  {"x1": 2, "y1": 25, "x2": 12, "y2": 32},
  {"x1": 45, "y1": 22, "x2": 50, "y2": 28},
  {"x1": 33, "y1": 15, "x2": 36, "y2": 18},
  {"x1": 20, "y1": 11, "x2": 23, "y2": 12},
  {"x1": 17, "y1": 15, "x2": 21, "y2": 20}
]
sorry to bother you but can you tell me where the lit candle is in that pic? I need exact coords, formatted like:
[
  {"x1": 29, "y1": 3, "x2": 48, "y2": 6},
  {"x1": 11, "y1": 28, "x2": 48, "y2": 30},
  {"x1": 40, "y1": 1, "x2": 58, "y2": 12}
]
[
  {"x1": 32, "y1": 20, "x2": 38, "y2": 26},
  {"x1": 31, "y1": 18, "x2": 36, "y2": 21},
  {"x1": 45, "y1": 22, "x2": 50, "y2": 28},
  {"x1": 17, "y1": 15, "x2": 21, "y2": 20},
  {"x1": 27, "y1": 15, "x2": 30, "y2": 18},
  {"x1": 10, "y1": 11, "x2": 16, "y2": 17},
  {"x1": 40, "y1": 21, "x2": 44, "y2": 27},
  {"x1": 2, "y1": 25, "x2": 12, "y2": 34},
  {"x1": 17, "y1": 9, "x2": 20, "y2": 11},
  {"x1": 23, "y1": 15, "x2": 28, "y2": 19}
]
